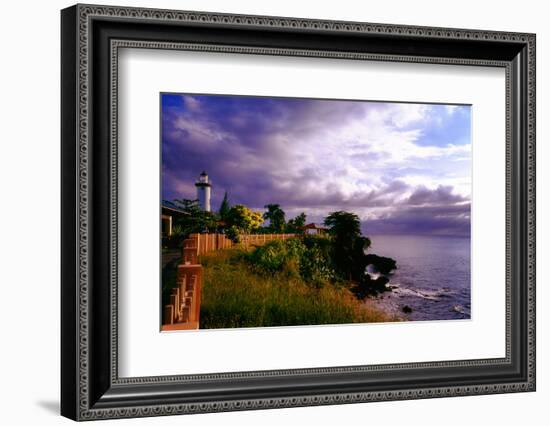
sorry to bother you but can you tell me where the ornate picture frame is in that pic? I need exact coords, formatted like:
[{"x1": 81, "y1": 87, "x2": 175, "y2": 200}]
[{"x1": 61, "y1": 4, "x2": 535, "y2": 420}]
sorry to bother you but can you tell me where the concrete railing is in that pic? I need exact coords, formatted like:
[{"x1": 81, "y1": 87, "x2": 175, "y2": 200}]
[
  {"x1": 161, "y1": 232, "x2": 296, "y2": 331},
  {"x1": 162, "y1": 263, "x2": 203, "y2": 331}
]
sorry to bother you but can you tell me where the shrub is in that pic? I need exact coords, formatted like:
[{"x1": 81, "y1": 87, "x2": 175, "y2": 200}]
[
  {"x1": 245, "y1": 237, "x2": 336, "y2": 287},
  {"x1": 224, "y1": 226, "x2": 241, "y2": 243},
  {"x1": 298, "y1": 236, "x2": 336, "y2": 287}
]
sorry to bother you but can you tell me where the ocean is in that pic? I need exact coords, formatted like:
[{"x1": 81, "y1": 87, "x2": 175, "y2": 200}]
[{"x1": 366, "y1": 235, "x2": 471, "y2": 321}]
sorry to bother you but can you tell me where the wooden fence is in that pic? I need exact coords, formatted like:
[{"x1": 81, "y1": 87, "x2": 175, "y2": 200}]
[
  {"x1": 161, "y1": 232, "x2": 296, "y2": 331},
  {"x1": 240, "y1": 233, "x2": 296, "y2": 247}
]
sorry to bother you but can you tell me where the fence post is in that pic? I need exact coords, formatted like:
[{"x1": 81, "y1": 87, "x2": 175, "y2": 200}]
[
  {"x1": 178, "y1": 274, "x2": 186, "y2": 307},
  {"x1": 169, "y1": 293, "x2": 178, "y2": 320},
  {"x1": 193, "y1": 266, "x2": 203, "y2": 325},
  {"x1": 172, "y1": 287, "x2": 180, "y2": 318},
  {"x1": 193, "y1": 233, "x2": 200, "y2": 255},
  {"x1": 164, "y1": 305, "x2": 174, "y2": 325}
]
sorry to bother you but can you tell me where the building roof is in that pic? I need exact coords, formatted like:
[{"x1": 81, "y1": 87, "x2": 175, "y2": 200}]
[
  {"x1": 161, "y1": 200, "x2": 190, "y2": 217},
  {"x1": 303, "y1": 223, "x2": 328, "y2": 230}
]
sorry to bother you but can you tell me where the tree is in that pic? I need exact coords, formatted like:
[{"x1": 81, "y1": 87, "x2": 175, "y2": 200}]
[
  {"x1": 324, "y1": 211, "x2": 362, "y2": 242},
  {"x1": 324, "y1": 211, "x2": 371, "y2": 281},
  {"x1": 323, "y1": 211, "x2": 396, "y2": 297},
  {"x1": 172, "y1": 198, "x2": 200, "y2": 211},
  {"x1": 218, "y1": 191, "x2": 231, "y2": 222},
  {"x1": 171, "y1": 198, "x2": 219, "y2": 236},
  {"x1": 226, "y1": 204, "x2": 264, "y2": 234},
  {"x1": 263, "y1": 204, "x2": 286, "y2": 233},
  {"x1": 286, "y1": 212, "x2": 307, "y2": 234}
]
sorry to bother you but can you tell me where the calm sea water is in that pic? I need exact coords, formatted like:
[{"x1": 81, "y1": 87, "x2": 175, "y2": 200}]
[{"x1": 366, "y1": 235, "x2": 471, "y2": 321}]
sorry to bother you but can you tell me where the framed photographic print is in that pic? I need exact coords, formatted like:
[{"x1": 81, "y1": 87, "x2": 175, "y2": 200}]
[{"x1": 61, "y1": 4, "x2": 536, "y2": 421}]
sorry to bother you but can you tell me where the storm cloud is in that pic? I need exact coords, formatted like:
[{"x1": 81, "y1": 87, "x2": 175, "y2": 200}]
[{"x1": 162, "y1": 94, "x2": 471, "y2": 237}]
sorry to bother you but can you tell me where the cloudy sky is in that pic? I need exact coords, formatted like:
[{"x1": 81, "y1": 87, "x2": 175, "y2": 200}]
[{"x1": 161, "y1": 93, "x2": 471, "y2": 237}]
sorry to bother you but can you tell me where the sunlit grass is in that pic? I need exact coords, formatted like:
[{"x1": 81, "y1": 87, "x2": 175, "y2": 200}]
[{"x1": 199, "y1": 248, "x2": 391, "y2": 329}]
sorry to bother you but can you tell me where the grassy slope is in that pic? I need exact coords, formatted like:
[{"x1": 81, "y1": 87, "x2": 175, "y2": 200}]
[{"x1": 199, "y1": 248, "x2": 392, "y2": 329}]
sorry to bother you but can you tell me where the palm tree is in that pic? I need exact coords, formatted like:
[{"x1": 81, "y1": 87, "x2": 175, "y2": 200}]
[
  {"x1": 324, "y1": 211, "x2": 362, "y2": 242},
  {"x1": 263, "y1": 204, "x2": 286, "y2": 233}
]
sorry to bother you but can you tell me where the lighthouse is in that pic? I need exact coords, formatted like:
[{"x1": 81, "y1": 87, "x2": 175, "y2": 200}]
[{"x1": 195, "y1": 171, "x2": 212, "y2": 212}]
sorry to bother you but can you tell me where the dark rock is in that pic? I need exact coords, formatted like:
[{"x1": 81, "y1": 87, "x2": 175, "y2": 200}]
[
  {"x1": 364, "y1": 254, "x2": 397, "y2": 275},
  {"x1": 402, "y1": 305, "x2": 413, "y2": 314},
  {"x1": 351, "y1": 275, "x2": 390, "y2": 299}
]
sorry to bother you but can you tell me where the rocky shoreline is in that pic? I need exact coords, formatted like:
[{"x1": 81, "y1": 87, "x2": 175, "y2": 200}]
[
  {"x1": 363, "y1": 294, "x2": 407, "y2": 322},
  {"x1": 363, "y1": 282, "x2": 471, "y2": 322}
]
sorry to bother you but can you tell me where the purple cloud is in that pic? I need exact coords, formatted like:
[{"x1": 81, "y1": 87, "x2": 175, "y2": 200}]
[{"x1": 161, "y1": 93, "x2": 471, "y2": 237}]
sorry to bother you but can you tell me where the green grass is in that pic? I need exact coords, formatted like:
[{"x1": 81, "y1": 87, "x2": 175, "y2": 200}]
[{"x1": 199, "y1": 248, "x2": 391, "y2": 329}]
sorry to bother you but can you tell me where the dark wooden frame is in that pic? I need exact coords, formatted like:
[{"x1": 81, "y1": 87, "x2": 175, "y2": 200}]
[{"x1": 61, "y1": 4, "x2": 536, "y2": 421}]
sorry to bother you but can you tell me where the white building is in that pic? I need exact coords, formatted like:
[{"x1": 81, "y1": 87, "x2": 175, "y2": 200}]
[{"x1": 195, "y1": 171, "x2": 212, "y2": 212}]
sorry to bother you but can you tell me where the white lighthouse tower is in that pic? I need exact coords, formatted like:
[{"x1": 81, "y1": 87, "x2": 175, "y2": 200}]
[{"x1": 195, "y1": 171, "x2": 212, "y2": 212}]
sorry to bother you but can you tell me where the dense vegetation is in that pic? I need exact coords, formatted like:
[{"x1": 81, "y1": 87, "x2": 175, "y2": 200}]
[
  {"x1": 198, "y1": 221, "x2": 398, "y2": 328},
  {"x1": 163, "y1": 195, "x2": 309, "y2": 248},
  {"x1": 246, "y1": 236, "x2": 336, "y2": 288},
  {"x1": 243, "y1": 220, "x2": 396, "y2": 299},
  {"x1": 199, "y1": 248, "x2": 392, "y2": 329},
  {"x1": 162, "y1": 193, "x2": 398, "y2": 327},
  {"x1": 323, "y1": 211, "x2": 396, "y2": 297}
]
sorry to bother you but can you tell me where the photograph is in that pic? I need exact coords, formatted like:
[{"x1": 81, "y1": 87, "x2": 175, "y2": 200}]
[{"x1": 160, "y1": 93, "x2": 472, "y2": 331}]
